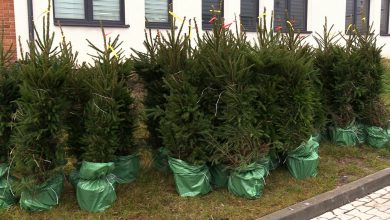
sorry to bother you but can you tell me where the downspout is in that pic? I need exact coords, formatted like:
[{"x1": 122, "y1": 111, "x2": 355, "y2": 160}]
[{"x1": 27, "y1": 0, "x2": 34, "y2": 40}]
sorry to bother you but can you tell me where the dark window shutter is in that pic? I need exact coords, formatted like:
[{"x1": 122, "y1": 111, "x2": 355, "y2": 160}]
[
  {"x1": 274, "y1": 0, "x2": 288, "y2": 31},
  {"x1": 202, "y1": 0, "x2": 223, "y2": 30},
  {"x1": 289, "y1": 0, "x2": 307, "y2": 31},
  {"x1": 241, "y1": 0, "x2": 259, "y2": 32},
  {"x1": 380, "y1": 0, "x2": 390, "y2": 34}
]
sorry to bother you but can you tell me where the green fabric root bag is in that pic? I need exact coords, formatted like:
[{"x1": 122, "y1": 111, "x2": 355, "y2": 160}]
[
  {"x1": 168, "y1": 157, "x2": 211, "y2": 197},
  {"x1": 112, "y1": 154, "x2": 140, "y2": 184},
  {"x1": 289, "y1": 137, "x2": 319, "y2": 158},
  {"x1": 356, "y1": 123, "x2": 367, "y2": 144},
  {"x1": 210, "y1": 164, "x2": 229, "y2": 188},
  {"x1": 76, "y1": 161, "x2": 117, "y2": 212},
  {"x1": 257, "y1": 156, "x2": 270, "y2": 175},
  {"x1": 287, "y1": 152, "x2": 319, "y2": 180},
  {"x1": 366, "y1": 126, "x2": 389, "y2": 149},
  {"x1": 228, "y1": 163, "x2": 266, "y2": 199},
  {"x1": 153, "y1": 147, "x2": 170, "y2": 173},
  {"x1": 312, "y1": 133, "x2": 321, "y2": 144},
  {"x1": 329, "y1": 125, "x2": 358, "y2": 146},
  {"x1": 0, "y1": 164, "x2": 16, "y2": 209},
  {"x1": 20, "y1": 174, "x2": 64, "y2": 212},
  {"x1": 268, "y1": 150, "x2": 280, "y2": 171}
]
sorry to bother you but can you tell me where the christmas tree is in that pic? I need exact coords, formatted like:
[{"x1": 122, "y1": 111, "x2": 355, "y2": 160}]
[{"x1": 11, "y1": 13, "x2": 76, "y2": 192}]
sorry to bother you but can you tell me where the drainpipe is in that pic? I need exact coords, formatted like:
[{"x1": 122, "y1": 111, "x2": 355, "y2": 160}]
[{"x1": 27, "y1": 0, "x2": 34, "y2": 40}]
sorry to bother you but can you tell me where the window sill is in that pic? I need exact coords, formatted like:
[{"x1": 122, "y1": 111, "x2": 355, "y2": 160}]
[
  {"x1": 380, "y1": 33, "x2": 390, "y2": 36},
  {"x1": 279, "y1": 31, "x2": 312, "y2": 34},
  {"x1": 54, "y1": 20, "x2": 129, "y2": 28},
  {"x1": 145, "y1": 22, "x2": 172, "y2": 29}
]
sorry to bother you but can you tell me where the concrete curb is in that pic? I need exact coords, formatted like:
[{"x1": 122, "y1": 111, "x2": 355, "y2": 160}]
[{"x1": 257, "y1": 167, "x2": 390, "y2": 220}]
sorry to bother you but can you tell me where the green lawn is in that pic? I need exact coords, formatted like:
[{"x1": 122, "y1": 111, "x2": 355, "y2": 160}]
[{"x1": 1, "y1": 63, "x2": 390, "y2": 220}]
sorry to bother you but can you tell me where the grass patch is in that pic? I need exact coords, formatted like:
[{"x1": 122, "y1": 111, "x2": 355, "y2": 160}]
[{"x1": 1, "y1": 63, "x2": 390, "y2": 220}]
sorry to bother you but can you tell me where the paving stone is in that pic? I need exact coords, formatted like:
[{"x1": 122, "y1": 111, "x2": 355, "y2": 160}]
[
  {"x1": 339, "y1": 203, "x2": 355, "y2": 211},
  {"x1": 382, "y1": 193, "x2": 390, "y2": 200},
  {"x1": 373, "y1": 189, "x2": 388, "y2": 195},
  {"x1": 351, "y1": 200, "x2": 366, "y2": 207},
  {"x1": 373, "y1": 197, "x2": 388, "y2": 204},
  {"x1": 334, "y1": 213, "x2": 353, "y2": 220},
  {"x1": 319, "y1": 211, "x2": 336, "y2": 218},
  {"x1": 365, "y1": 201, "x2": 378, "y2": 207},
  {"x1": 368, "y1": 193, "x2": 383, "y2": 199},
  {"x1": 357, "y1": 197, "x2": 372, "y2": 203},
  {"x1": 345, "y1": 209, "x2": 374, "y2": 219},
  {"x1": 366, "y1": 208, "x2": 390, "y2": 219},
  {"x1": 333, "y1": 208, "x2": 347, "y2": 215},
  {"x1": 355, "y1": 205, "x2": 372, "y2": 213}
]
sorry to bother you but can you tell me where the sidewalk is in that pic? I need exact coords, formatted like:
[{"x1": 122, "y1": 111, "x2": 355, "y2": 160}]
[{"x1": 311, "y1": 186, "x2": 390, "y2": 220}]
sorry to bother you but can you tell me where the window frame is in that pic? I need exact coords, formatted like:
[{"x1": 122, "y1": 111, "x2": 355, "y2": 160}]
[
  {"x1": 202, "y1": 0, "x2": 225, "y2": 30},
  {"x1": 52, "y1": 0, "x2": 128, "y2": 27},
  {"x1": 273, "y1": 0, "x2": 309, "y2": 33},
  {"x1": 380, "y1": 0, "x2": 390, "y2": 36},
  {"x1": 345, "y1": 0, "x2": 370, "y2": 34},
  {"x1": 145, "y1": 0, "x2": 173, "y2": 29},
  {"x1": 240, "y1": 0, "x2": 260, "y2": 32}
]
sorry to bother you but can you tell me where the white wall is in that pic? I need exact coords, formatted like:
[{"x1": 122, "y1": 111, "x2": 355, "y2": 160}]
[{"x1": 14, "y1": 0, "x2": 390, "y2": 64}]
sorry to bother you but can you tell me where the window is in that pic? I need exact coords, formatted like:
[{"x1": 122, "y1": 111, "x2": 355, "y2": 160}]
[
  {"x1": 274, "y1": 0, "x2": 308, "y2": 32},
  {"x1": 345, "y1": 0, "x2": 370, "y2": 33},
  {"x1": 53, "y1": 0, "x2": 127, "y2": 27},
  {"x1": 380, "y1": 0, "x2": 390, "y2": 35},
  {"x1": 202, "y1": 0, "x2": 224, "y2": 30},
  {"x1": 145, "y1": 0, "x2": 172, "y2": 29},
  {"x1": 241, "y1": 0, "x2": 259, "y2": 32}
]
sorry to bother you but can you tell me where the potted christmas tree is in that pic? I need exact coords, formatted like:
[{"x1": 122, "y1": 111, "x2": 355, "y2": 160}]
[
  {"x1": 75, "y1": 31, "x2": 137, "y2": 212},
  {"x1": 351, "y1": 24, "x2": 389, "y2": 148},
  {"x1": 10, "y1": 7, "x2": 74, "y2": 211},
  {"x1": 155, "y1": 73, "x2": 212, "y2": 197},
  {"x1": 190, "y1": 15, "x2": 270, "y2": 197},
  {"x1": 250, "y1": 16, "x2": 320, "y2": 180}
]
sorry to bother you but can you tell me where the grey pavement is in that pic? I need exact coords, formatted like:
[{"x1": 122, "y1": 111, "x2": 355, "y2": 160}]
[{"x1": 311, "y1": 186, "x2": 390, "y2": 220}]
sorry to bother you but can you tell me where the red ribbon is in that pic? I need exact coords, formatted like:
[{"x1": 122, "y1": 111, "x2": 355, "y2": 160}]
[{"x1": 209, "y1": 16, "x2": 217, "y2": 23}]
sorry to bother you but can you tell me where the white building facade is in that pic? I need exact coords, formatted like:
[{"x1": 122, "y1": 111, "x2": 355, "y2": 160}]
[{"x1": 13, "y1": 0, "x2": 390, "y2": 62}]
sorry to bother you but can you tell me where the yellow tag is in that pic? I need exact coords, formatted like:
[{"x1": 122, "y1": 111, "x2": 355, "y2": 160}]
[
  {"x1": 347, "y1": 24, "x2": 352, "y2": 32},
  {"x1": 169, "y1": 11, "x2": 184, "y2": 22},
  {"x1": 37, "y1": 9, "x2": 50, "y2": 19},
  {"x1": 108, "y1": 44, "x2": 119, "y2": 59},
  {"x1": 209, "y1": 10, "x2": 221, "y2": 13},
  {"x1": 286, "y1": 21, "x2": 294, "y2": 31}
]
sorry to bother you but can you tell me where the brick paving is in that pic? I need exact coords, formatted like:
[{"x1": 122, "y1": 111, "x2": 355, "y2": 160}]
[{"x1": 311, "y1": 186, "x2": 390, "y2": 220}]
